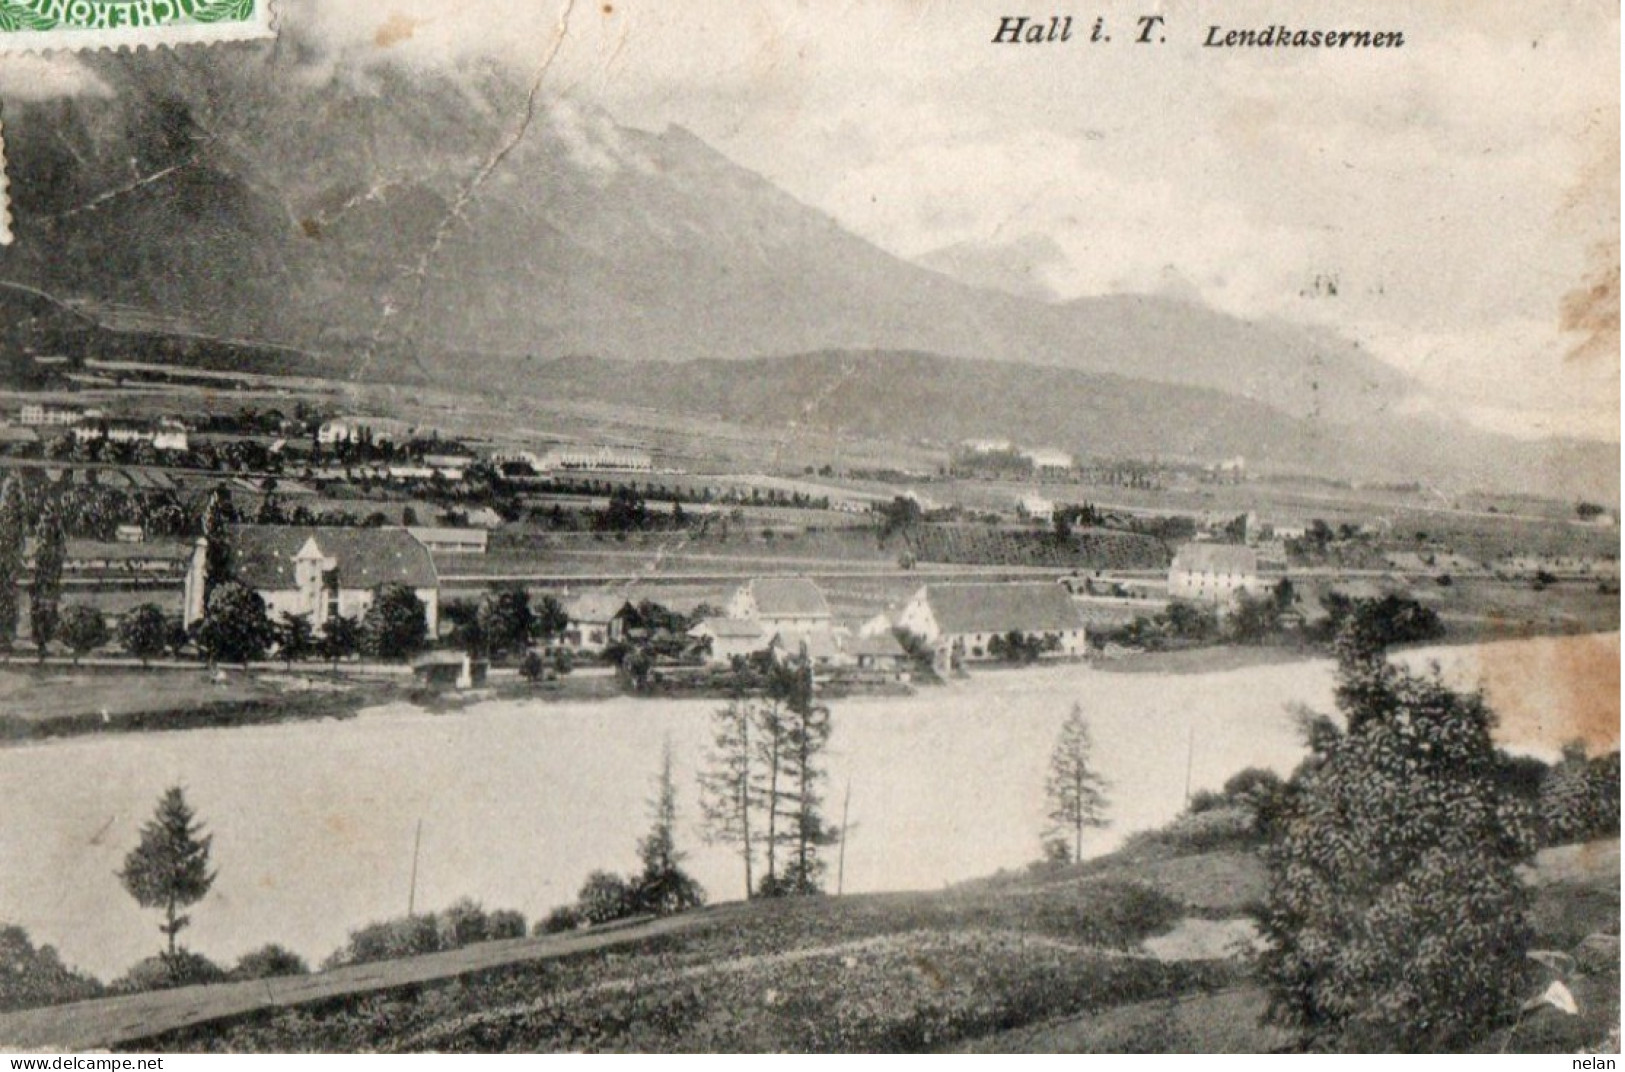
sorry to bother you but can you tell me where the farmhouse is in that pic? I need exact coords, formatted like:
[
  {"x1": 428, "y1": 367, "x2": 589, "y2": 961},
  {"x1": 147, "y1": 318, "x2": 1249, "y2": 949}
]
[
  {"x1": 1167, "y1": 543, "x2": 1259, "y2": 605},
  {"x1": 895, "y1": 582, "x2": 1088, "y2": 662},
  {"x1": 687, "y1": 617, "x2": 769, "y2": 663},
  {"x1": 183, "y1": 525, "x2": 439, "y2": 633},
  {"x1": 563, "y1": 591, "x2": 635, "y2": 653},
  {"x1": 727, "y1": 577, "x2": 832, "y2": 635}
]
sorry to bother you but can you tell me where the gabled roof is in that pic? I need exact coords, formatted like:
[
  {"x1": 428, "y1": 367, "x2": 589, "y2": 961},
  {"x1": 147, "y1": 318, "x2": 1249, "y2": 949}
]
[
  {"x1": 918, "y1": 583, "x2": 1086, "y2": 635},
  {"x1": 690, "y1": 617, "x2": 766, "y2": 640},
  {"x1": 742, "y1": 577, "x2": 831, "y2": 618},
  {"x1": 845, "y1": 632, "x2": 907, "y2": 658},
  {"x1": 772, "y1": 628, "x2": 842, "y2": 661},
  {"x1": 1171, "y1": 543, "x2": 1258, "y2": 575},
  {"x1": 567, "y1": 591, "x2": 634, "y2": 624},
  {"x1": 223, "y1": 525, "x2": 438, "y2": 591}
]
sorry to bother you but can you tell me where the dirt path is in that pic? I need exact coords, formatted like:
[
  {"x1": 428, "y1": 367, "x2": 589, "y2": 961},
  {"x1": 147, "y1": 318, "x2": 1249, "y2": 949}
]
[{"x1": 0, "y1": 910, "x2": 734, "y2": 1053}]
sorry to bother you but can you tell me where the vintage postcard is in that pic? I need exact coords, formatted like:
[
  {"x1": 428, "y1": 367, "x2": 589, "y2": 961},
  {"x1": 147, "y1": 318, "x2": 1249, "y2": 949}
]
[{"x1": 0, "y1": 0, "x2": 1617, "y2": 1056}]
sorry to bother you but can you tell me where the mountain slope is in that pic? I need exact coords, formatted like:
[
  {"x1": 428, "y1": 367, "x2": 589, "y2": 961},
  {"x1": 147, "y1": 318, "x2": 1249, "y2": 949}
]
[
  {"x1": 0, "y1": 44, "x2": 1407, "y2": 426},
  {"x1": 524, "y1": 352, "x2": 1618, "y2": 498}
]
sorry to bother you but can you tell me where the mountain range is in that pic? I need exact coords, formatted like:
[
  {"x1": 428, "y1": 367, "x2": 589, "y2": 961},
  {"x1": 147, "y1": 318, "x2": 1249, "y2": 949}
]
[{"x1": 0, "y1": 43, "x2": 1614, "y2": 499}]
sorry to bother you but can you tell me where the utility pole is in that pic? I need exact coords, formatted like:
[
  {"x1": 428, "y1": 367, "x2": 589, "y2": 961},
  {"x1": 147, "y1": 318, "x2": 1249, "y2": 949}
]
[
  {"x1": 407, "y1": 818, "x2": 423, "y2": 916},
  {"x1": 836, "y1": 776, "x2": 853, "y2": 896},
  {"x1": 1183, "y1": 722, "x2": 1195, "y2": 806}
]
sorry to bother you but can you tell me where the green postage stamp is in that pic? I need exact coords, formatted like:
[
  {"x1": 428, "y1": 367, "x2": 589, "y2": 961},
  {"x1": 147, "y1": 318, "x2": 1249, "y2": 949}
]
[{"x1": 0, "y1": 0, "x2": 273, "y2": 52}]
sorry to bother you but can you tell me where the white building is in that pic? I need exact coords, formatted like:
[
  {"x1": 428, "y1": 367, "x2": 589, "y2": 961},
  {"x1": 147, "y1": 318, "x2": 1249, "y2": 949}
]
[
  {"x1": 21, "y1": 404, "x2": 93, "y2": 427},
  {"x1": 1168, "y1": 543, "x2": 1260, "y2": 605},
  {"x1": 727, "y1": 577, "x2": 832, "y2": 636},
  {"x1": 183, "y1": 525, "x2": 440, "y2": 634},
  {"x1": 541, "y1": 446, "x2": 653, "y2": 472},
  {"x1": 894, "y1": 582, "x2": 1088, "y2": 662},
  {"x1": 1020, "y1": 447, "x2": 1075, "y2": 473},
  {"x1": 1018, "y1": 495, "x2": 1055, "y2": 522}
]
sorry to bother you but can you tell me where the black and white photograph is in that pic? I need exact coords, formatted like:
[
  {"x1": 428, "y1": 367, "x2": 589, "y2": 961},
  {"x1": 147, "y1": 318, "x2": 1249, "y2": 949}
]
[{"x1": 0, "y1": 0, "x2": 1617, "y2": 1055}]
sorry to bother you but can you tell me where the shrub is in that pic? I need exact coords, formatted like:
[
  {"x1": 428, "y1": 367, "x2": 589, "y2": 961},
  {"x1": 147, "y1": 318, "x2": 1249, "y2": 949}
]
[
  {"x1": 536, "y1": 905, "x2": 583, "y2": 935},
  {"x1": 435, "y1": 899, "x2": 491, "y2": 948},
  {"x1": 230, "y1": 944, "x2": 309, "y2": 980},
  {"x1": 486, "y1": 909, "x2": 527, "y2": 940},
  {"x1": 576, "y1": 870, "x2": 635, "y2": 925},
  {"x1": 1258, "y1": 635, "x2": 1535, "y2": 1051},
  {"x1": 113, "y1": 950, "x2": 227, "y2": 993},
  {"x1": 1541, "y1": 746, "x2": 1621, "y2": 845},
  {"x1": 328, "y1": 915, "x2": 442, "y2": 968},
  {"x1": 0, "y1": 925, "x2": 103, "y2": 1012}
]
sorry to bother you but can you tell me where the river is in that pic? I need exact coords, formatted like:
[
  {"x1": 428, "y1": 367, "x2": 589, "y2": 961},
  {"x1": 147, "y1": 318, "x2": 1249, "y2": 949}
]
[{"x1": 1, "y1": 632, "x2": 1615, "y2": 981}]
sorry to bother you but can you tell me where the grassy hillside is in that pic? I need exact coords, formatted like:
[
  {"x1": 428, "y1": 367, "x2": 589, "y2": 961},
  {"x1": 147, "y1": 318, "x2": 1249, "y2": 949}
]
[{"x1": 120, "y1": 828, "x2": 1618, "y2": 1054}]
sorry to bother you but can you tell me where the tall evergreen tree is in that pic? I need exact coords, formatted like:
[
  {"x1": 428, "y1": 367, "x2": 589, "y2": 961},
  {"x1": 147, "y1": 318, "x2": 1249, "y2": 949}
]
[
  {"x1": 698, "y1": 680, "x2": 757, "y2": 898},
  {"x1": 758, "y1": 662, "x2": 837, "y2": 897},
  {"x1": 119, "y1": 787, "x2": 217, "y2": 958},
  {"x1": 778, "y1": 663, "x2": 837, "y2": 895},
  {"x1": 1044, "y1": 703, "x2": 1110, "y2": 862},
  {"x1": 0, "y1": 477, "x2": 24, "y2": 650},
  {"x1": 199, "y1": 486, "x2": 234, "y2": 604},
  {"x1": 631, "y1": 741, "x2": 705, "y2": 915},
  {"x1": 28, "y1": 504, "x2": 64, "y2": 661}
]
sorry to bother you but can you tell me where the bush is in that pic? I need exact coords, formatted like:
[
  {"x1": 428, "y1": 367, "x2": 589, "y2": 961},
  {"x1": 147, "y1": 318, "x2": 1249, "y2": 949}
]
[
  {"x1": 328, "y1": 915, "x2": 441, "y2": 968},
  {"x1": 0, "y1": 925, "x2": 103, "y2": 1012},
  {"x1": 486, "y1": 909, "x2": 528, "y2": 940},
  {"x1": 1541, "y1": 747, "x2": 1621, "y2": 845},
  {"x1": 536, "y1": 905, "x2": 583, "y2": 935},
  {"x1": 1258, "y1": 637, "x2": 1535, "y2": 1051},
  {"x1": 113, "y1": 950, "x2": 227, "y2": 993},
  {"x1": 435, "y1": 898, "x2": 491, "y2": 949},
  {"x1": 576, "y1": 870, "x2": 635, "y2": 926},
  {"x1": 230, "y1": 944, "x2": 309, "y2": 981},
  {"x1": 1122, "y1": 806, "x2": 1257, "y2": 855}
]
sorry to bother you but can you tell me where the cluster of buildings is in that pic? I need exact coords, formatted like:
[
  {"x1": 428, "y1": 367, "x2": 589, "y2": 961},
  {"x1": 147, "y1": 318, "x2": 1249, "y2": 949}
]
[{"x1": 8, "y1": 406, "x2": 189, "y2": 451}]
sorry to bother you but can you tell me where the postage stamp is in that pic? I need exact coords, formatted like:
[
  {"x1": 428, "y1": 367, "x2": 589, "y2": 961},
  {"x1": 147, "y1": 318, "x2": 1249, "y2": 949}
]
[{"x1": 0, "y1": 0, "x2": 273, "y2": 53}]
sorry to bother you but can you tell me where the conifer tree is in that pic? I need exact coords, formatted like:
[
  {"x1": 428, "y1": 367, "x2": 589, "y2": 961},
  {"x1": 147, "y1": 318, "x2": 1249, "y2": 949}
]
[
  {"x1": 1044, "y1": 703, "x2": 1109, "y2": 862},
  {"x1": 631, "y1": 741, "x2": 704, "y2": 915},
  {"x1": 119, "y1": 787, "x2": 217, "y2": 958},
  {"x1": 0, "y1": 477, "x2": 24, "y2": 650},
  {"x1": 28, "y1": 504, "x2": 64, "y2": 661}
]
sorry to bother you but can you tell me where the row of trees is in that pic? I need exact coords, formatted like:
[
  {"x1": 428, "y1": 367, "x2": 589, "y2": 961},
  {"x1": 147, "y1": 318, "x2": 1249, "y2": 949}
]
[{"x1": 698, "y1": 662, "x2": 840, "y2": 898}]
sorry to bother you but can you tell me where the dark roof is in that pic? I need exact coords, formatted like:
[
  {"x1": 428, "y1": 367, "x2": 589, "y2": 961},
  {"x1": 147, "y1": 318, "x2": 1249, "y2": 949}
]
[
  {"x1": 921, "y1": 583, "x2": 1086, "y2": 635},
  {"x1": 743, "y1": 577, "x2": 831, "y2": 618},
  {"x1": 567, "y1": 592, "x2": 634, "y2": 623},
  {"x1": 225, "y1": 525, "x2": 438, "y2": 591},
  {"x1": 845, "y1": 632, "x2": 907, "y2": 658},
  {"x1": 691, "y1": 617, "x2": 766, "y2": 640},
  {"x1": 1171, "y1": 543, "x2": 1257, "y2": 574}
]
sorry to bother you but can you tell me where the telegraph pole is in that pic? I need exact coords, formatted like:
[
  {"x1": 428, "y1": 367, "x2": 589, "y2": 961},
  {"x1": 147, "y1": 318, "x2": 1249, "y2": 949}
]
[{"x1": 407, "y1": 818, "x2": 423, "y2": 916}]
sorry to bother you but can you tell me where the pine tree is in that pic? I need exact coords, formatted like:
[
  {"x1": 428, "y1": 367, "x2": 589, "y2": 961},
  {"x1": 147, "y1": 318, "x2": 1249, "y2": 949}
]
[
  {"x1": 779, "y1": 663, "x2": 837, "y2": 895},
  {"x1": 1044, "y1": 703, "x2": 1109, "y2": 862},
  {"x1": 0, "y1": 477, "x2": 24, "y2": 650},
  {"x1": 631, "y1": 741, "x2": 704, "y2": 915},
  {"x1": 698, "y1": 685, "x2": 757, "y2": 898},
  {"x1": 199, "y1": 486, "x2": 234, "y2": 604},
  {"x1": 758, "y1": 661, "x2": 836, "y2": 897},
  {"x1": 28, "y1": 504, "x2": 64, "y2": 661},
  {"x1": 119, "y1": 787, "x2": 217, "y2": 958}
]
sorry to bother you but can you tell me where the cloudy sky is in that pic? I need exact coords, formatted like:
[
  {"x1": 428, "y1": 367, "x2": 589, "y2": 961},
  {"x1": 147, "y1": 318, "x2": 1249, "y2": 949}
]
[{"x1": 2, "y1": 0, "x2": 1618, "y2": 440}]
